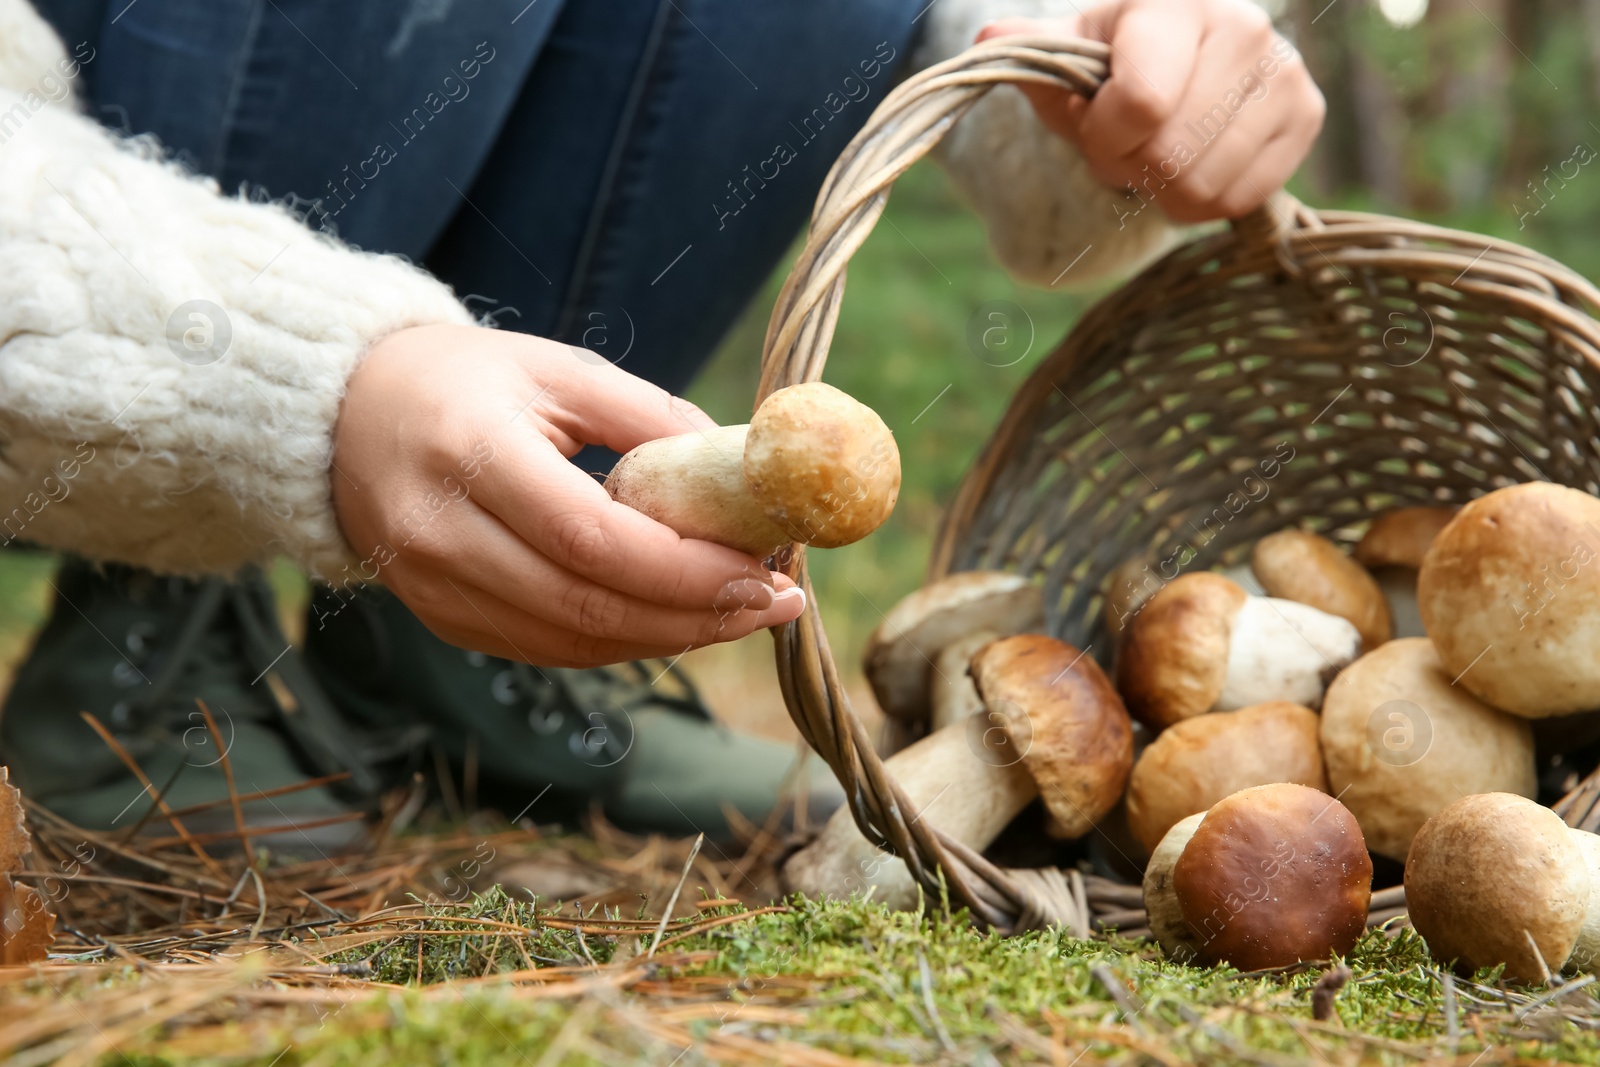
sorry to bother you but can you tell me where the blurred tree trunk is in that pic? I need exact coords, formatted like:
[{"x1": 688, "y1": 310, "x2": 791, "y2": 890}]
[
  {"x1": 1581, "y1": 0, "x2": 1600, "y2": 108},
  {"x1": 1416, "y1": 0, "x2": 1513, "y2": 212},
  {"x1": 1497, "y1": 0, "x2": 1560, "y2": 206},
  {"x1": 1288, "y1": 0, "x2": 1372, "y2": 201}
]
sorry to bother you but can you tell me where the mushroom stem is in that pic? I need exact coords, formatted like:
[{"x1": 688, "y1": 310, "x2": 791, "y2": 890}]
[
  {"x1": 929, "y1": 630, "x2": 998, "y2": 732},
  {"x1": 606, "y1": 426, "x2": 784, "y2": 557},
  {"x1": 780, "y1": 718, "x2": 1034, "y2": 910}
]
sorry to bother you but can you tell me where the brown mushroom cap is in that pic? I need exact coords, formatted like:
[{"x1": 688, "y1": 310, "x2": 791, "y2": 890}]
[
  {"x1": 970, "y1": 634, "x2": 1134, "y2": 839},
  {"x1": 1354, "y1": 506, "x2": 1459, "y2": 570},
  {"x1": 1117, "y1": 573, "x2": 1248, "y2": 729},
  {"x1": 1419, "y1": 483, "x2": 1600, "y2": 718},
  {"x1": 1102, "y1": 554, "x2": 1165, "y2": 639},
  {"x1": 1320, "y1": 638, "x2": 1536, "y2": 861},
  {"x1": 1144, "y1": 812, "x2": 1208, "y2": 964},
  {"x1": 863, "y1": 572, "x2": 1044, "y2": 722},
  {"x1": 1404, "y1": 793, "x2": 1589, "y2": 984},
  {"x1": 1173, "y1": 783, "x2": 1372, "y2": 970},
  {"x1": 1252, "y1": 529, "x2": 1392, "y2": 649},
  {"x1": 1126, "y1": 702, "x2": 1328, "y2": 855},
  {"x1": 743, "y1": 382, "x2": 901, "y2": 549}
]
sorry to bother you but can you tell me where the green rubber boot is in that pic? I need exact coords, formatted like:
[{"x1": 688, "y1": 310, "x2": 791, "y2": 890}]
[
  {"x1": 303, "y1": 585, "x2": 842, "y2": 838},
  {"x1": 0, "y1": 559, "x2": 375, "y2": 854}
]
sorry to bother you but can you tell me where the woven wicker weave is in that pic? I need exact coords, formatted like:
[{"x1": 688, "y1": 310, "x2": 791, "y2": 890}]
[{"x1": 758, "y1": 36, "x2": 1600, "y2": 936}]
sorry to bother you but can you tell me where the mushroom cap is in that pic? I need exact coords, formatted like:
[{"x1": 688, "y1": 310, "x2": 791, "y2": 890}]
[
  {"x1": 1418, "y1": 483, "x2": 1600, "y2": 718},
  {"x1": 1126, "y1": 702, "x2": 1328, "y2": 855},
  {"x1": 1251, "y1": 529, "x2": 1392, "y2": 649},
  {"x1": 1174, "y1": 783, "x2": 1372, "y2": 970},
  {"x1": 1117, "y1": 573, "x2": 1249, "y2": 730},
  {"x1": 743, "y1": 382, "x2": 901, "y2": 549},
  {"x1": 1354, "y1": 506, "x2": 1458, "y2": 570},
  {"x1": 1404, "y1": 793, "x2": 1588, "y2": 984},
  {"x1": 1144, "y1": 812, "x2": 1208, "y2": 964},
  {"x1": 1319, "y1": 638, "x2": 1536, "y2": 861},
  {"x1": 970, "y1": 634, "x2": 1134, "y2": 839},
  {"x1": 1102, "y1": 554, "x2": 1164, "y2": 639},
  {"x1": 863, "y1": 572, "x2": 1044, "y2": 721}
]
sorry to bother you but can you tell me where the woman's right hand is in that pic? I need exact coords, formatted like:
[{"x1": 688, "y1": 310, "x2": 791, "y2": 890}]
[{"x1": 330, "y1": 323, "x2": 806, "y2": 667}]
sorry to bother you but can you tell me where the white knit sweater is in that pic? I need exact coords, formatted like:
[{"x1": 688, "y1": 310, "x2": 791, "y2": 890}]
[{"x1": 0, "y1": 0, "x2": 1178, "y2": 578}]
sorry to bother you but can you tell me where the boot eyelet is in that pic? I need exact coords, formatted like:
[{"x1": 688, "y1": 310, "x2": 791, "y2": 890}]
[
  {"x1": 110, "y1": 661, "x2": 144, "y2": 688},
  {"x1": 491, "y1": 670, "x2": 519, "y2": 705}
]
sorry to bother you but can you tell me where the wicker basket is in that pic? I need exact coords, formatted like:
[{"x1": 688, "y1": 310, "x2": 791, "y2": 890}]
[{"x1": 757, "y1": 36, "x2": 1600, "y2": 936}]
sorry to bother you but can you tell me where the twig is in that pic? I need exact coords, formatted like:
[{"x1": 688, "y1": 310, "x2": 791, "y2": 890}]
[
  {"x1": 915, "y1": 945, "x2": 957, "y2": 1052},
  {"x1": 78, "y1": 712, "x2": 229, "y2": 883},
  {"x1": 198, "y1": 700, "x2": 255, "y2": 869},
  {"x1": 647, "y1": 834, "x2": 703, "y2": 958}
]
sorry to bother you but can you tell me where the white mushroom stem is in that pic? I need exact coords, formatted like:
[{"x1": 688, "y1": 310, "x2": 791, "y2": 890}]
[
  {"x1": 1570, "y1": 829, "x2": 1600, "y2": 973},
  {"x1": 928, "y1": 630, "x2": 998, "y2": 733},
  {"x1": 1217, "y1": 597, "x2": 1361, "y2": 711},
  {"x1": 606, "y1": 426, "x2": 786, "y2": 557},
  {"x1": 781, "y1": 718, "x2": 1034, "y2": 910},
  {"x1": 1375, "y1": 568, "x2": 1426, "y2": 640}
]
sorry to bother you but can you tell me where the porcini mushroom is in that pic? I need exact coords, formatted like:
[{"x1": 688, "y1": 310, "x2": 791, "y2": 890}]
[
  {"x1": 1143, "y1": 812, "x2": 1208, "y2": 963},
  {"x1": 1125, "y1": 701, "x2": 1327, "y2": 855},
  {"x1": 929, "y1": 630, "x2": 999, "y2": 732},
  {"x1": 1117, "y1": 573, "x2": 1361, "y2": 730},
  {"x1": 970, "y1": 635, "x2": 1134, "y2": 839},
  {"x1": 1144, "y1": 783, "x2": 1372, "y2": 969},
  {"x1": 863, "y1": 572, "x2": 1043, "y2": 723},
  {"x1": 1419, "y1": 483, "x2": 1600, "y2": 718},
  {"x1": 1251, "y1": 528, "x2": 1392, "y2": 649},
  {"x1": 606, "y1": 381, "x2": 900, "y2": 557},
  {"x1": 1352, "y1": 506, "x2": 1458, "y2": 641},
  {"x1": 1405, "y1": 792, "x2": 1600, "y2": 983},
  {"x1": 1354, "y1": 506, "x2": 1458, "y2": 570},
  {"x1": 1319, "y1": 638, "x2": 1536, "y2": 861},
  {"x1": 780, "y1": 718, "x2": 1033, "y2": 910},
  {"x1": 783, "y1": 634, "x2": 1130, "y2": 907}
]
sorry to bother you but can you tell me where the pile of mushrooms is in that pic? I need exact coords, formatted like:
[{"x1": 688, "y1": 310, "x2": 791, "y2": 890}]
[{"x1": 611, "y1": 402, "x2": 1600, "y2": 984}]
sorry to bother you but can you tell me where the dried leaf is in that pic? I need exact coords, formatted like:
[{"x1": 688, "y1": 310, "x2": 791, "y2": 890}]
[
  {"x1": 0, "y1": 766, "x2": 29, "y2": 873},
  {"x1": 0, "y1": 874, "x2": 54, "y2": 964}
]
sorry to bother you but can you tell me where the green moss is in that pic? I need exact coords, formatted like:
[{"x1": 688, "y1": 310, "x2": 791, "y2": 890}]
[{"x1": 84, "y1": 893, "x2": 1600, "y2": 1065}]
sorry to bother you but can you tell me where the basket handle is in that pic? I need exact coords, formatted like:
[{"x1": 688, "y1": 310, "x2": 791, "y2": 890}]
[{"x1": 757, "y1": 36, "x2": 1192, "y2": 935}]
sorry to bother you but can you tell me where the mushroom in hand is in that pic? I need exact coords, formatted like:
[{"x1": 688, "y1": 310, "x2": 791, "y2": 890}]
[
  {"x1": 1117, "y1": 573, "x2": 1361, "y2": 730},
  {"x1": 1419, "y1": 483, "x2": 1600, "y2": 718},
  {"x1": 1319, "y1": 638, "x2": 1535, "y2": 862},
  {"x1": 1125, "y1": 701, "x2": 1327, "y2": 855},
  {"x1": 1143, "y1": 783, "x2": 1372, "y2": 969},
  {"x1": 1405, "y1": 792, "x2": 1600, "y2": 983},
  {"x1": 1252, "y1": 528, "x2": 1391, "y2": 649},
  {"x1": 606, "y1": 382, "x2": 900, "y2": 558}
]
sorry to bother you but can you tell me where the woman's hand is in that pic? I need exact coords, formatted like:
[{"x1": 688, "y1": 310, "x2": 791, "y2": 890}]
[
  {"x1": 979, "y1": 0, "x2": 1325, "y2": 223},
  {"x1": 331, "y1": 324, "x2": 806, "y2": 667}
]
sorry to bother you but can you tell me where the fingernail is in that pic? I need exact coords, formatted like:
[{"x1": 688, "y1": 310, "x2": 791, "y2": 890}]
[
  {"x1": 772, "y1": 586, "x2": 807, "y2": 613},
  {"x1": 715, "y1": 578, "x2": 775, "y2": 612}
]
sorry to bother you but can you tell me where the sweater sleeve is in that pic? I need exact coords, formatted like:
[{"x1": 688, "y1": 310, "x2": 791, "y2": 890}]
[
  {"x1": 914, "y1": 0, "x2": 1193, "y2": 289},
  {"x1": 0, "y1": 2, "x2": 475, "y2": 579}
]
